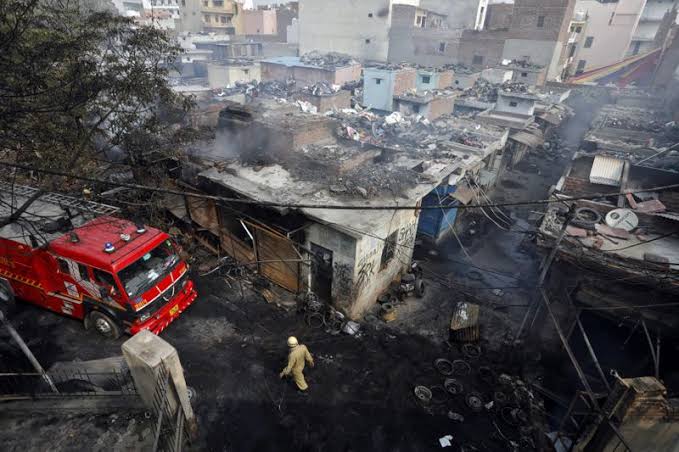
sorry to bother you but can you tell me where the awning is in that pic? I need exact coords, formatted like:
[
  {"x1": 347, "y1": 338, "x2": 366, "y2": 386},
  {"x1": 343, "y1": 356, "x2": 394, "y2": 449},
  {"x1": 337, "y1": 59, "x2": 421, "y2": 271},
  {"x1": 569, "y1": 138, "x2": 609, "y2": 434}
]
[{"x1": 590, "y1": 155, "x2": 624, "y2": 186}]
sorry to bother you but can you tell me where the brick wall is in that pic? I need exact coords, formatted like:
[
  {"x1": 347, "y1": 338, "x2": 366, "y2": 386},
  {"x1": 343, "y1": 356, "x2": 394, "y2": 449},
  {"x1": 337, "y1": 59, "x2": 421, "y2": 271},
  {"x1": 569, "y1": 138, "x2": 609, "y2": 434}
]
[
  {"x1": 333, "y1": 64, "x2": 363, "y2": 85},
  {"x1": 458, "y1": 29, "x2": 508, "y2": 68},
  {"x1": 437, "y1": 70, "x2": 454, "y2": 89},
  {"x1": 393, "y1": 68, "x2": 417, "y2": 96},
  {"x1": 260, "y1": 61, "x2": 293, "y2": 82},
  {"x1": 508, "y1": 0, "x2": 575, "y2": 42},
  {"x1": 561, "y1": 177, "x2": 618, "y2": 196},
  {"x1": 427, "y1": 95, "x2": 455, "y2": 120},
  {"x1": 486, "y1": 3, "x2": 513, "y2": 30},
  {"x1": 294, "y1": 90, "x2": 352, "y2": 112}
]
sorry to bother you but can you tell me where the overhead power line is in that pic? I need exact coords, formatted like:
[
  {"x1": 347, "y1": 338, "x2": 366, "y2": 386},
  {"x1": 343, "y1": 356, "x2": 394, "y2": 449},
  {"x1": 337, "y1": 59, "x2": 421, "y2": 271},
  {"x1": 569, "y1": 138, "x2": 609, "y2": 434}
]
[{"x1": 2, "y1": 161, "x2": 679, "y2": 212}]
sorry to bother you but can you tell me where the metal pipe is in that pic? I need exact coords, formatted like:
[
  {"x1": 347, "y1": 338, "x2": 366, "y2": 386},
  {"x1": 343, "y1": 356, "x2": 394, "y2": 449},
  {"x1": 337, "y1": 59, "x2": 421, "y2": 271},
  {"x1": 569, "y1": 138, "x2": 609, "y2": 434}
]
[
  {"x1": 0, "y1": 311, "x2": 58, "y2": 393},
  {"x1": 515, "y1": 207, "x2": 573, "y2": 341},
  {"x1": 641, "y1": 320, "x2": 658, "y2": 378},
  {"x1": 540, "y1": 288, "x2": 595, "y2": 399},
  {"x1": 576, "y1": 315, "x2": 612, "y2": 392}
]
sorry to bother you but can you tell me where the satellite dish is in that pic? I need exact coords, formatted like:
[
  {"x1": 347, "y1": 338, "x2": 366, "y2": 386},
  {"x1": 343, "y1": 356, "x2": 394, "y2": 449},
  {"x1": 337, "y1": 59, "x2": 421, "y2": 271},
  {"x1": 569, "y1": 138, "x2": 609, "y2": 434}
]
[{"x1": 605, "y1": 209, "x2": 639, "y2": 231}]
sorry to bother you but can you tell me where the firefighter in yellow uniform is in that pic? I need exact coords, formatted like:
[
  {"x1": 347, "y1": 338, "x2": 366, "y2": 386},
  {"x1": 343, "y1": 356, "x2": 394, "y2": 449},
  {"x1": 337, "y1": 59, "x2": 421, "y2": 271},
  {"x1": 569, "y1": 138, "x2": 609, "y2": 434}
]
[{"x1": 279, "y1": 336, "x2": 314, "y2": 391}]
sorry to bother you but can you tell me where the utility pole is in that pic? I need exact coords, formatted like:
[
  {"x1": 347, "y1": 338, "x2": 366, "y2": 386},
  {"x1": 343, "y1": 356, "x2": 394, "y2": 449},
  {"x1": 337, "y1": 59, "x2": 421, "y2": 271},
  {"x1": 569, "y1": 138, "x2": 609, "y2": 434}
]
[{"x1": 515, "y1": 204, "x2": 575, "y2": 342}]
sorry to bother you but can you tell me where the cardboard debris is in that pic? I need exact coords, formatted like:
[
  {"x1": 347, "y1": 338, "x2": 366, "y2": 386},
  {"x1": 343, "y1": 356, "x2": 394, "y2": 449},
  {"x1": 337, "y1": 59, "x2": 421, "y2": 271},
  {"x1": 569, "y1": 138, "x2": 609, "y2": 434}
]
[
  {"x1": 634, "y1": 199, "x2": 666, "y2": 214},
  {"x1": 566, "y1": 226, "x2": 588, "y2": 237},
  {"x1": 595, "y1": 223, "x2": 631, "y2": 240}
]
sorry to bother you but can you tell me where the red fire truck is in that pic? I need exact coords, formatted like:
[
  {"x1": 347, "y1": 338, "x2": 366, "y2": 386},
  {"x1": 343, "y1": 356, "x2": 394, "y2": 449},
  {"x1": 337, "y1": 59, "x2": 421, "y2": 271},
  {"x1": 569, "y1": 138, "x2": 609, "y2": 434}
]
[{"x1": 0, "y1": 183, "x2": 197, "y2": 338}]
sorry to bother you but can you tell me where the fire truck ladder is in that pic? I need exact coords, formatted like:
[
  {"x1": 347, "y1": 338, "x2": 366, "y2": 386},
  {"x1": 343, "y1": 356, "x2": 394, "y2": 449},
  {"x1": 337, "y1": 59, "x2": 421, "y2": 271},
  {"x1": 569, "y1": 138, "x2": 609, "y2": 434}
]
[{"x1": 0, "y1": 181, "x2": 119, "y2": 216}]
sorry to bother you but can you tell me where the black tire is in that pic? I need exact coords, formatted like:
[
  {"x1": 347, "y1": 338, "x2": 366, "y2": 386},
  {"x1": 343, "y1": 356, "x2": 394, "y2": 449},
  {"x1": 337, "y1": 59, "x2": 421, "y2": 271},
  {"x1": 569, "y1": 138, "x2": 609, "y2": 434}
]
[
  {"x1": 571, "y1": 207, "x2": 602, "y2": 229},
  {"x1": 0, "y1": 278, "x2": 16, "y2": 317},
  {"x1": 415, "y1": 279, "x2": 425, "y2": 298},
  {"x1": 88, "y1": 311, "x2": 121, "y2": 339}
]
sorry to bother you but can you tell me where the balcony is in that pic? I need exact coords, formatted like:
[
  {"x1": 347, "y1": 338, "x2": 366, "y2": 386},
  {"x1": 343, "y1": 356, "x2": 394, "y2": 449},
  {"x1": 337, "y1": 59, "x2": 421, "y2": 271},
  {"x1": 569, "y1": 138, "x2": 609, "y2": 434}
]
[{"x1": 201, "y1": 1, "x2": 235, "y2": 15}]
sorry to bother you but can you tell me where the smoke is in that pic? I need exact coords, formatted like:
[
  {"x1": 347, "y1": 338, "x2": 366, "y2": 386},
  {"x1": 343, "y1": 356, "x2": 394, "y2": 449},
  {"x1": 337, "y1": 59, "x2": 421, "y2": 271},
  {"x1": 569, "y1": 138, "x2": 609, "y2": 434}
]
[{"x1": 419, "y1": 0, "x2": 479, "y2": 29}]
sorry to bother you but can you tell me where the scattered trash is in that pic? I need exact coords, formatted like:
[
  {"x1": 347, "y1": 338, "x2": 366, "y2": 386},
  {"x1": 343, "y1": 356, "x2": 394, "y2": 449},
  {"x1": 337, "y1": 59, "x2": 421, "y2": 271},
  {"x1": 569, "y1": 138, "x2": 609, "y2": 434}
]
[
  {"x1": 342, "y1": 320, "x2": 361, "y2": 336},
  {"x1": 439, "y1": 435, "x2": 454, "y2": 448}
]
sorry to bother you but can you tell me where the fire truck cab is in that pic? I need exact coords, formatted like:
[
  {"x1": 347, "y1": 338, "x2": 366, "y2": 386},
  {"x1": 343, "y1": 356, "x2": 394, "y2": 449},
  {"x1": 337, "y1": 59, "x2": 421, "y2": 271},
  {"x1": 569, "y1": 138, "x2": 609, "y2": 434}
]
[{"x1": 0, "y1": 183, "x2": 197, "y2": 338}]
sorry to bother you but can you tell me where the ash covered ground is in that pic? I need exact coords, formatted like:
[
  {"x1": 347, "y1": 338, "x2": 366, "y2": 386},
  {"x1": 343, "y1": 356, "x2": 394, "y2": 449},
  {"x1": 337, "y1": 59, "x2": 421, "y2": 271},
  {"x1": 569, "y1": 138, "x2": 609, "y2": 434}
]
[{"x1": 2, "y1": 91, "x2": 676, "y2": 452}]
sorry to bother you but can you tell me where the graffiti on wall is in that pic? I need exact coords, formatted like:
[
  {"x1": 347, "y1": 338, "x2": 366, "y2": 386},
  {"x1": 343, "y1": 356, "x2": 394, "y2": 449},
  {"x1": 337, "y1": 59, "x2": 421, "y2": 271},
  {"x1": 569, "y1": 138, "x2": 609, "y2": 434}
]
[
  {"x1": 398, "y1": 222, "x2": 417, "y2": 261},
  {"x1": 354, "y1": 248, "x2": 378, "y2": 294},
  {"x1": 333, "y1": 262, "x2": 353, "y2": 300}
]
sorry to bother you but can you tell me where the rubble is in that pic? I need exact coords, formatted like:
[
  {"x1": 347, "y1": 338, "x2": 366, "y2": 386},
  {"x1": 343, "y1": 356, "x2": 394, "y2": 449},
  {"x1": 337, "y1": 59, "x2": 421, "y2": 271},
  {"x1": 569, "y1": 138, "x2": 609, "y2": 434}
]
[{"x1": 299, "y1": 51, "x2": 358, "y2": 68}]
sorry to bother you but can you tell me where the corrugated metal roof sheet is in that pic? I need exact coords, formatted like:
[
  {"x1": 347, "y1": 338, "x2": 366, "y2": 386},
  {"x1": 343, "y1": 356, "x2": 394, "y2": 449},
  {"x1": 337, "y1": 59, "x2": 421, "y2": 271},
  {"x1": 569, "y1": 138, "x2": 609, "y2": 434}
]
[{"x1": 590, "y1": 155, "x2": 624, "y2": 186}]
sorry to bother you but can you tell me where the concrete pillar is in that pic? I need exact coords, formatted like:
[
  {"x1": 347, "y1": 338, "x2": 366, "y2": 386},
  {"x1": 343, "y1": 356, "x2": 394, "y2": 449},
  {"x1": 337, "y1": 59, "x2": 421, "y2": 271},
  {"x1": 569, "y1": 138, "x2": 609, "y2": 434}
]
[{"x1": 122, "y1": 330, "x2": 197, "y2": 436}]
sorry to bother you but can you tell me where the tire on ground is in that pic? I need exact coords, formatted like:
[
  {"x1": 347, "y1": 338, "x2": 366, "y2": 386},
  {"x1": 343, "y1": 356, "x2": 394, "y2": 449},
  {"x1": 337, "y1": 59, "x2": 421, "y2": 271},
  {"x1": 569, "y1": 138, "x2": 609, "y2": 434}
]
[
  {"x1": 415, "y1": 279, "x2": 425, "y2": 298},
  {"x1": 88, "y1": 311, "x2": 122, "y2": 339}
]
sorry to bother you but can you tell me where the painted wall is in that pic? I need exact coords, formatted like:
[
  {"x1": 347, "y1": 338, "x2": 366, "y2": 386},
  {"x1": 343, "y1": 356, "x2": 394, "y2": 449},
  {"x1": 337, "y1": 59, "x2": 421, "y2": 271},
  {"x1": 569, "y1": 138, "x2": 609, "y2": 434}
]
[
  {"x1": 416, "y1": 70, "x2": 440, "y2": 92},
  {"x1": 243, "y1": 9, "x2": 278, "y2": 35},
  {"x1": 349, "y1": 210, "x2": 419, "y2": 319},
  {"x1": 363, "y1": 68, "x2": 397, "y2": 111},
  {"x1": 304, "y1": 223, "x2": 357, "y2": 309},
  {"x1": 495, "y1": 93, "x2": 536, "y2": 115},
  {"x1": 572, "y1": 0, "x2": 646, "y2": 72},
  {"x1": 207, "y1": 63, "x2": 261, "y2": 89},
  {"x1": 299, "y1": 0, "x2": 392, "y2": 61}
]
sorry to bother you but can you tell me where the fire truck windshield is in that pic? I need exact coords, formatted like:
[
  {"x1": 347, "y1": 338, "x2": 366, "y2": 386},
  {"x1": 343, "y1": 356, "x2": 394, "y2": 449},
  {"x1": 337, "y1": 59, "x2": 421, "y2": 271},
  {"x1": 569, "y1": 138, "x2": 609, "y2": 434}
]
[{"x1": 118, "y1": 240, "x2": 179, "y2": 298}]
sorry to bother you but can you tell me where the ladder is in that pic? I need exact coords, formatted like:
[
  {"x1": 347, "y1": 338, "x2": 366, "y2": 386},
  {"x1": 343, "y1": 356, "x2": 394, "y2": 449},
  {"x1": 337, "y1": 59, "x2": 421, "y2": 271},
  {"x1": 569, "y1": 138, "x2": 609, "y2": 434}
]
[{"x1": 0, "y1": 181, "x2": 120, "y2": 216}]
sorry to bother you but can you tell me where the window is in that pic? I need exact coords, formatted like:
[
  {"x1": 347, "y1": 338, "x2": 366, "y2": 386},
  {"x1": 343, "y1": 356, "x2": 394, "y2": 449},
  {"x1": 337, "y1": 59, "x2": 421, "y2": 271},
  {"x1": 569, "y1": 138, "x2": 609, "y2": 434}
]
[
  {"x1": 575, "y1": 26, "x2": 582, "y2": 33},
  {"x1": 421, "y1": 75, "x2": 431, "y2": 84},
  {"x1": 57, "y1": 258, "x2": 69, "y2": 274},
  {"x1": 213, "y1": 0, "x2": 223, "y2": 6},
  {"x1": 243, "y1": 68, "x2": 249, "y2": 74},
  {"x1": 202, "y1": 0, "x2": 207, "y2": 6},
  {"x1": 584, "y1": 36, "x2": 594, "y2": 48},
  {"x1": 537, "y1": 15, "x2": 545, "y2": 27},
  {"x1": 77, "y1": 263, "x2": 91, "y2": 281},
  {"x1": 365, "y1": 38, "x2": 371, "y2": 44},
  {"x1": 472, "y1": 55, "x2": 484, "y2": 65},
  {"x1": 632, "y1": 41, "x2": 641, "y2": 55},
  {"x1": 521, "y1": 72, "x2": 528, "y2": 77},
  {"x1": 181, "y1": 0, "x2": 185, "y2": 5},
  {"x1": 118, "y1": 240, "x2": 178, "y2": 298},
  {"x1": 220, "y1": 15, "x2": 227, "y2": 23},
  {"x1": 509, "y1": 101, "x2": 518, "y2": 107},
  {"x1": 413, "y1": 105, "x2": 421, "y2": 113},
  {"x1": 576, "y1": 59, "x2": 586, "y2": 73},
  {"x1": 380, "y1": 231, "x2": 398, "y2": 268},
  {"x1": 609, "y1": 12, "x2": 615, "y2": 25},
  {"x1": 368, "y1": 12, "x2": 373, "y2": 18},
  {"x1": 439, "y1": 42, "x2": 446, "y2": 53},
  {"x1": 93, "y1": 269, "x2": 117, "y2": 294},
  {"x1": 204, "y1": 14, "x2": 210, "y2": 22},
  {"x1": 374, "y1": 78, "x2": 383, "y2": 85},
  {"x1": 569, "y1": 44, "x2": 576, "y2": 57}
]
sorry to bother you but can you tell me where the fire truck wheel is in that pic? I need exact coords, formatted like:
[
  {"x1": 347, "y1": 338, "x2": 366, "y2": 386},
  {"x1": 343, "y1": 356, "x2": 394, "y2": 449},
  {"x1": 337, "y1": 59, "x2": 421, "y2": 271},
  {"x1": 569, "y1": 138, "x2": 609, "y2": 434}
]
[
  {"x1": 0, "y1": 278, "x2": 15, "y2": 316},
  {"x1": 88, "y1": 311, "x2": 121, "y2": 339}
]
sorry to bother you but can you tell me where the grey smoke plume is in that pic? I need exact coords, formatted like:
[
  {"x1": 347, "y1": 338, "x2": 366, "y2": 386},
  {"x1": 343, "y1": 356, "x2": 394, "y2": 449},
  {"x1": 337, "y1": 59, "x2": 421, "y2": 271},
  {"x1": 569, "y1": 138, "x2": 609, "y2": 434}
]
[{"x1": 419, "y1": 0, "x2": 479, "y2": 29}]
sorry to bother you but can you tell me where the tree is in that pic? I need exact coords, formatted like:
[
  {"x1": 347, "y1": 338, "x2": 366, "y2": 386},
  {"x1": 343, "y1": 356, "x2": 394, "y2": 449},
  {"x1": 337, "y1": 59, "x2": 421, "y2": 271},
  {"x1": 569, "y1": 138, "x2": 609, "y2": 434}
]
[{"x1": 0, "y1": 0, "x2": 193, "y2": 199}]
